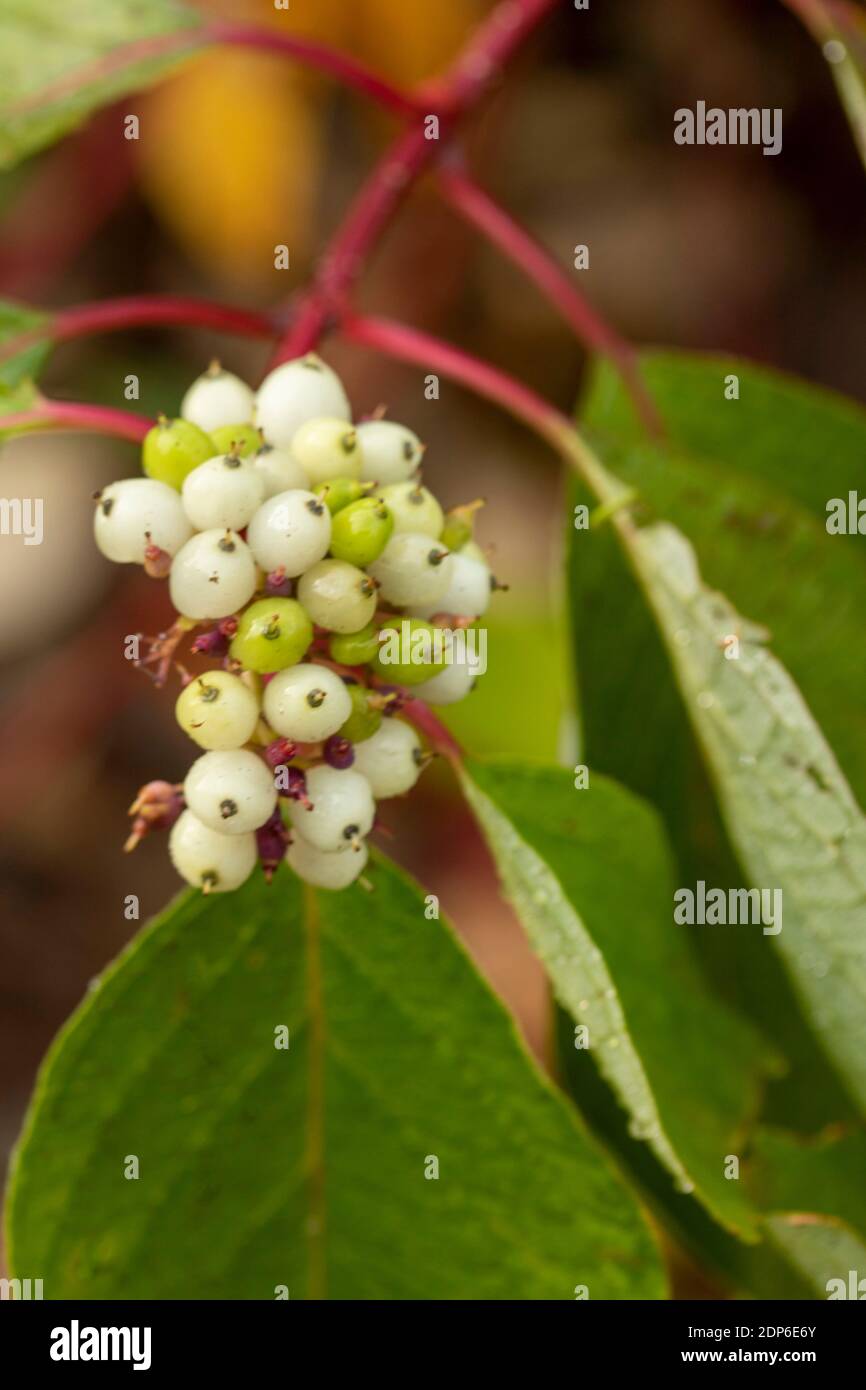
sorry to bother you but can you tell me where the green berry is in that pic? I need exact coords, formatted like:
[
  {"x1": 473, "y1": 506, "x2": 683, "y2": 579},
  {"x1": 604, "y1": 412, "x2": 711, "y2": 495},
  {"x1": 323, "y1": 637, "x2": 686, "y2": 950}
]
[
  {"x1": 314, "y1": 477, "x2": 371, "y2": 515},
  {"x1": 329, "y1": 496, "x2": 394, "y2": 566},
  {"x1": 209, "y1": 423, "x2": 261, "y2": 458},
  {"x1": 229, "y1": 597, "x2": 313, "y2": 674},
  {"x1": 440, "y1": 499, "x2": 485, "y2": 552},
  {"x1": 338, "y1": 684, "x2": 383, "y2": 744},
  {"x1": 328, "y1": 622, "x2": 380, "y2": 667},
  {"x1": 378, "y1": 480, "x2": 443, "y2": 538},
  {"x1": 371, "y1": 617, "x2": 448, "y2": 686},
  {"x1": 142, "y1": 416, "x2": 214, "y2": 490}
]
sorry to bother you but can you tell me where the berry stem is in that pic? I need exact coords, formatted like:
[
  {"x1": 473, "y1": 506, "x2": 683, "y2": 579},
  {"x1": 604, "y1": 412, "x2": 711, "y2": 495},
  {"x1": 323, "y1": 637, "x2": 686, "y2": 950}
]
[
  {"x1": 779, "y1": 0, "x2": 866, "y2": 174},
  {"x1": 436, "y1": 165, "x2": 664, "y2": 436},
  {"x1": 273, "y1": 0, "x2": 560, "y2": 362},
  {"x1": 402, "y1": 698, "x2": 464, "y2": 768},
  {"x1": 0, "y1": 295, "x2": 278, "y2": 369},
  {"x1": 1, "y1": 397, "x2": 153, "y2": 443}
]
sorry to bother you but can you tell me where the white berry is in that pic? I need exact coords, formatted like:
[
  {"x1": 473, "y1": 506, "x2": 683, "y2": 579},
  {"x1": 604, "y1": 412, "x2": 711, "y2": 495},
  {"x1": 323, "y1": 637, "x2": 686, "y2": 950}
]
[
  {"x1": 169, "y1": 529, "x2": 257, "y2": 619},
  {"x1": 289, "y1": 764, "x2": 375, "y2": 852},
  {"x1": 246, "y1": 490, "x2": 331, "y2": 576},
  {"x1": 253, "y1": 443, "x2": 310, "y2": 498},
  {"x1": 181, "y1": 363, "x2": 254, "y2": 434},
  {"x1": 263, "y1": 663, "x2": 352, "y2": 742},
  {"x1": 169, "y1": 809, "x2": 257, "y2": 892},
  {"x1": 367, "y1": 532, "x2": 453, "y2": 607},
  {"x1": 409, "y1": 551, "x2": 492, "y2": 620},
  {"x1": 254, "y1": 354, "x2": 350, "y2": 449},
  {"x1": 94, "y1": 478, "x2": 192, "y2": 564},
  {"x1": 184, "y1": 749, "x2": 277, "y2": 834},
  {"x1": 181, "y1": 453, "x2": 265, "y2": 531},
  {"x1": 412, "y1": 647, "x2": 483, "y2": 704},
  {"x1": 357, "y1": 419, "x2": 423, "y2": 484},
  {"x1": 175, "y1": 671, "x2": 260, "y2": 751},
  {"x1": 297, "y1": 559, "x2": 378, "y2": 634},
  {"x1": 287, "y1": 835, "x2": 369, "y2": 889},
  {"x1": 350, "y1": 718, "x2": 425, "y2": 798},
  {"x1": 291, "y1": 417, "x2": 362, "y2": 486},
  {"x1": 378, "y1": 481, "x2": 443, "y2": 538}
]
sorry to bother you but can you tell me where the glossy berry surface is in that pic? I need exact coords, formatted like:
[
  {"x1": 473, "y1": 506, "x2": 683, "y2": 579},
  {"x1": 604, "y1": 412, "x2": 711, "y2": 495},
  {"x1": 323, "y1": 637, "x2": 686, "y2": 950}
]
[
  {"x1": 254, "y1": 355, "x2": 351, "y2": 449},
  {"x1": 371, "y1": 617, "x2": 448, "y2": 686},
  {"x1": 328, "y1": 622, "x2": 380, "y2": 668},
  {"x1": 209, "y1": 423, "x2": 261, "y2": 458},
  {"x1": 169, "y1": 809, "x2": 257, "y2": 892},
  {"x1": 175, "y1": 671, "x2": 260, "y2": 750},
  {"x1": 169, "y1": 528, "x2": 257, "y2": 619},
  {"x1": 329, "y1": 496, "x2": 394, "y2": 566},
  {"x1": 378, "y1": 481, "x2": 443, "y2": 538},
  {"x1": 292, "y1": 417, "x2": 363, "y2": 486},
  {"x1": 181, "y1": 364, "x2": 255, "y2": 434},
  {"x1": 142, "y1": 416, "x2": 214, "y2": 490},
  {"x1": 246, "y1": 489, "x2": 332, "y2": 576},
  {"x1": 94, "y1": 477, "x2": 192, "y2": 564},
  {"x1": 338, "y1": 683, "x2": 383, "y2": 744},
  {"x1": 183, "y1": 749, "x2": 277, "y2": 835},
  {"x1": 181, "y1": 452, "x2": 265, "y2": 531},
  {"x1": 263, "y1": 663, "x2": 352, "y2": 742},
  {"x1": 229, "y1": 597, "x2": 313, "y2": 673},
  {"x1": 296, "y1": 558, "x2": 378, "y2": 634},
  {"x1": 356, "y1": 419, "x2": 423, "y2": 484}
]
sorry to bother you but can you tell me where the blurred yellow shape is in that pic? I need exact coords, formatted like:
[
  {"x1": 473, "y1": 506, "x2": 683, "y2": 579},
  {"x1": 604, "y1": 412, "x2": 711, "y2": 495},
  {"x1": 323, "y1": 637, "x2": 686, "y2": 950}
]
[
  {"x1": 138, "y1": 49, "x2": 320, "y2": 292},
  {"x1": 352, "y1": 0, "x2": 487, "y2": 84}
]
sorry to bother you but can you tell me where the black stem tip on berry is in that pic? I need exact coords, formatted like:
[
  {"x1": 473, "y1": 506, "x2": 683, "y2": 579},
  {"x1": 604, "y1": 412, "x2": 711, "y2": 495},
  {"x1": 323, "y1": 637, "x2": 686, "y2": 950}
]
[
  {"x1": 218, "y1": 531, "x2": 236, "y2": 553},
  {"x1": 428, "y1": 548, "x2": 448, "y2": 567},
  {"x1": 306, "y1": 498, "x2": 326, "y2": 516},
  {"x1": 306, "y1": 688, "x2": 327, "y2": 709},
  {"x1": 219, "y1": 799, "x2": 239, "y2": 820}
]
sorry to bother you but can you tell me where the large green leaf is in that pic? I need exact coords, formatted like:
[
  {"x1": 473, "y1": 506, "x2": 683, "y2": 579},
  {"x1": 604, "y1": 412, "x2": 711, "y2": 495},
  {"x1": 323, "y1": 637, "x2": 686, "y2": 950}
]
[
  {"x1": 619, "y1": 518, "x2": 866, "y2": 1112},
  {"x1": 5, "y1": 855, "x2": 663, "y2": 1300},
  {"x1": 460, "y1": 759, "x2": 771, "y2": 1236},
  {"x1": 570, "y1": 354, "x2": 866, "y2": 1125},
  {"x1": 0, "y1": 0, "x2": 205, "y2": 170}
]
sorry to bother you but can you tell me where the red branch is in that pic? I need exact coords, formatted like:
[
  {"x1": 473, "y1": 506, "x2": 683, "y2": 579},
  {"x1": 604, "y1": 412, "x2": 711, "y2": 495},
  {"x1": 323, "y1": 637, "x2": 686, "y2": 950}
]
[
  {"x1": 2, "y1": 398, "x2": 152, "y2": 443},
  {"x1": 437, "y1": 165, "x2": 663, "y2": 435},
  {"x1": 343, "y1": 312, "x2": 566, "y2": 444},
  {"x1": 0, "y1": 295, "x2": 277, "y2": 368},
  {"x1": 274, "y1": 0, "x2": 561, "y2": 361}
]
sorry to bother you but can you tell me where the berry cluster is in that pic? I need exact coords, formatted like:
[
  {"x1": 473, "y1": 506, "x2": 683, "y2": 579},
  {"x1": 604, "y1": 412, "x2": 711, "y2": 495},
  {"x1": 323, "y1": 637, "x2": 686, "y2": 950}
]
[{"x1": 94, "y1": 356, "x2": 498, "y2": 893}]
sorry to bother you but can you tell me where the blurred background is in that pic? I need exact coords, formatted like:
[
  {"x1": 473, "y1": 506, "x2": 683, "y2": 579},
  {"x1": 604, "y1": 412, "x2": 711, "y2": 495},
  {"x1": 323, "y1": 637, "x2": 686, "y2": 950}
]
[{"x1": 1, "y1": 0, "x2": 865, "y2": 1282}]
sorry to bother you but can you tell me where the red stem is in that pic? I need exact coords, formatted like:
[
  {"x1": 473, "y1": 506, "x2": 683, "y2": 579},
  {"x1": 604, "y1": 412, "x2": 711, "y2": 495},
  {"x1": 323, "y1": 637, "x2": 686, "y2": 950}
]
[
  {"x1": 274, "y1": 0, "x2": 560, "y2": 362},
  {"x1": 2, "y1": 398, "x2": 152, "y2": 443},
  {"x1": 437, "y1": 166, "x2": 663, "y2": 436},
  {"x1": 208, "y1": 22, "x2": 422, "y2": 118},
  {"x1": 343, "y1": 312, "x2": 567, "y2": 443},
  {"x1": 0, "y1": 295, "x2": 277, "y2": 368}
]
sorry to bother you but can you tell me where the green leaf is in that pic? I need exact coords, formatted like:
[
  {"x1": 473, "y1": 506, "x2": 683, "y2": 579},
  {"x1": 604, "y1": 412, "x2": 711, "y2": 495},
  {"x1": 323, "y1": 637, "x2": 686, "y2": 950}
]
[
  {"x1": 621, "y1": 518, "x2": 866, "y2": 1112},
  {"x1": 0, "y1": 297, "x2": 51, "y2": 389},
  {"x1": 571, "y1": 353, "x2": 866, "y2": 1124},
  {"x1": 0, "y1": 0, "x2": 205, "y2": 170},
  {"x1": 5, "y1": 855, "x2": 663, "y2": 1300},
  {"x1": 764, "y1": 1214, "x2": 866, "y2": 1300},
  {"x1": 747, "y1": 1127, "x2": 866, "y2": 1242},
  {"x1": 459, "y1": 758, "x2": 771, "y2": 1236}
]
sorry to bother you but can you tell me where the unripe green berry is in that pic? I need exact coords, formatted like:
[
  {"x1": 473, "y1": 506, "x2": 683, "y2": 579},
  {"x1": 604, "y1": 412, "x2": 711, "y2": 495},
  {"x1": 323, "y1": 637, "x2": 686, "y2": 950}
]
[
  {"x1": 292, "y1": 418, "x2": 362, "y2": 486},
  {"x1": 229, "y1": 597, "x2": 313, "y2": 673},
  {"x1": 440, "y1": 500, "x2": 485, "y2": 552},
  {"x1": 371, "y1": 617, "x2": 448, "y2": 686},
  {"x1": 338, "y1": 684, "x2": 383, "y2": 744},
  {"x1": 142, "y1": 416, "x2": 214, "y2": 490},
  {"x1": 329, "y1": 496, "x2": 394, "y2": 566},
  {"x1": 328, "y1": 622, "x2": 380, "y2": 667},
  {"x1": 209, "y1": 423, "x2": 261, "y2": 458},
  {"x1": 314, "y1": 477, "x2": 371, "y2": 515}
]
